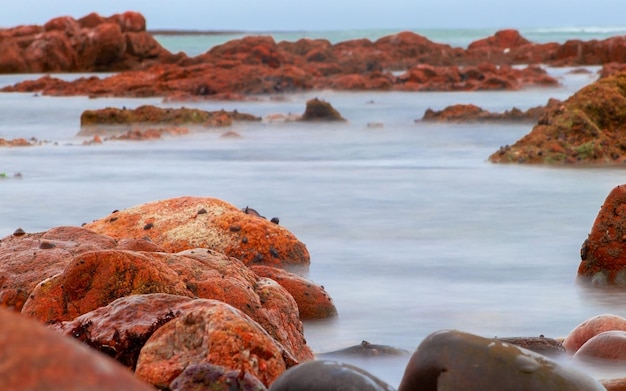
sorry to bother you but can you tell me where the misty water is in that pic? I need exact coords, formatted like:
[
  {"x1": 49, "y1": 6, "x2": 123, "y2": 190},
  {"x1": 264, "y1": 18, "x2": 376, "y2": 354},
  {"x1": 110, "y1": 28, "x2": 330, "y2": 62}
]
[{"x1": 1, "y1": 66, "x2": 625, "y2": 385}]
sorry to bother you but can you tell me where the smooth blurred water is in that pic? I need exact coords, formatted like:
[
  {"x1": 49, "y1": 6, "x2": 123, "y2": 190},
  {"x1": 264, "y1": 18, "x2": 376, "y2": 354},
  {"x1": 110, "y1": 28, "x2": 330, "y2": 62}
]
[{"x1": 1, "y1": 64, "x2": 625, "y2": 386}]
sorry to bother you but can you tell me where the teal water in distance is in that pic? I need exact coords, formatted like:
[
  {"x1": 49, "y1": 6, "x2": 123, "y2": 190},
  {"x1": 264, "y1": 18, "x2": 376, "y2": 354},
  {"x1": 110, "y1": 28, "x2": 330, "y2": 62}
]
[{"x1": 1, "y1": 28, "x2": 626, "y2": 387}]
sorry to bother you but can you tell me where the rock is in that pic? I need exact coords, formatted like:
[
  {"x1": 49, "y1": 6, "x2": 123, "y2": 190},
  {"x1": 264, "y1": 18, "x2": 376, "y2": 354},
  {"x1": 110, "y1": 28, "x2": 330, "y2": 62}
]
[
  {"x1": 0, "y1": 306, "x2": 154, "y2": 390},
  {"x1": 603, "y1": 377, "x2": 626, "y2": 391},
  {"x1": 421, "y1": 103, "x2": 547, "y2": 122},
  {"x1": 0, "y1": 11, "x2": 174, "y2": 74},
  {"x1": 83, "y1": 196, "x2": 311, "y2": 269},
  {"x1": 0, "y1": 226, "x2": 121, "y2": 311},
  {"x1": 170, "y1": 363, "x2": 267, "y2": 391},
  {"x1": 79, "y1": 105, "x2": 260, "y2": 128},
  {"x1": 468, "y1": 29, "x2": 531, "y2": 50},
  {"x1": 398, "y1": 329, "x2": 605, "y2": 391},
  {"x1": 135, "y1": 302, "x2": 289, "y2": 388},
  {"x1": 22, "y1": 248, "x2": 312, "y2": 363},
  {"x1": 300, "y1": 98, "x2": 346, "y2": 121},
  {"x1": 268, "y1": 360, "x2": 395, "y2": 391},
  {"x1": 563, "y1": 314, "x2": 626, "y2": 353},
  {"x1": 489, "y1": 72, "x2": 626, "y2": 164},
  {"x1": 578, "y1": 186, "x2": 626, "y2": 284},
  {"x1": 496, "y1": 336, "x2": 566, "y2": 357},
  {"x1": 249, "y1": 265, "x2": 337, "y2": 319},
  {"x1": 574, "y1": 330, "x2": 626, "y2": 361},
  {"x1": 318, "y1": 340, "x2": 410, "y2": 357}
]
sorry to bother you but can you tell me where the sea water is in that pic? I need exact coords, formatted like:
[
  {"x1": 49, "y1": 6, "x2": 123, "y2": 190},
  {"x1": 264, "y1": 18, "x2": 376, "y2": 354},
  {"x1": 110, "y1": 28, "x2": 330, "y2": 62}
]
[{"x1": 1, "y1": 28, "x2": 625, "y2": 386}]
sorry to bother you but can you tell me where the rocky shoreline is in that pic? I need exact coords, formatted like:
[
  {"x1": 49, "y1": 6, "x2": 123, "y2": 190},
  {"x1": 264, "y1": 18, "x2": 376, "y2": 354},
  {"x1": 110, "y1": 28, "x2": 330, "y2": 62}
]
[{"x1": 5, "y1": 10, "x2": 626, "y2": 390}]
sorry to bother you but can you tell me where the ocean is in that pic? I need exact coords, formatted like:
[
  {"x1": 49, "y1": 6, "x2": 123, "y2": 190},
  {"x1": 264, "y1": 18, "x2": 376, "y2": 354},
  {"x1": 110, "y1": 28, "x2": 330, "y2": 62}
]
[{"x1": 2, "y1": 27, "x2": 626, "y2": 386}]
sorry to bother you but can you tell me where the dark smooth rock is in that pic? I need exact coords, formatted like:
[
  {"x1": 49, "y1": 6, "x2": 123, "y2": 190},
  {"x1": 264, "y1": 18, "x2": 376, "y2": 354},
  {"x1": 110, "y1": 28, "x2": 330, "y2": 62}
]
[
  {"x1": 170, "y1": 363, "x2": 267, "y2": 391},
  {"x1": 398, "y1": 329, "x2": 605, "y2": 391},
  {"x1": 268, "y1": 360, "x2": 395, "y2": 391}
]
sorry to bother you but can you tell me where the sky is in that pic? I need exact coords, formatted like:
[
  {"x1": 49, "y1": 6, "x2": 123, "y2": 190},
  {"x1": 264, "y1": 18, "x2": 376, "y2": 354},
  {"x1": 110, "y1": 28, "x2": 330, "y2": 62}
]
[{"x1": 1, "y1": 0, "x2": 624, "y2": 32}]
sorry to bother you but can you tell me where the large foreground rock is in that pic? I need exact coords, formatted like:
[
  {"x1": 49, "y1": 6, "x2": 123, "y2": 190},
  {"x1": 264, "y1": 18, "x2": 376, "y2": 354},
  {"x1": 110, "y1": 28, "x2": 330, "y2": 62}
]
[
  {"x1": 83, "y1": 196, "x2": 310, "y2": 269},
  {"x1": 490, "y1": 72, "x2": 626, "y2": 164},
  {"x1": 398, "y1": 329, "x2": 605, "y2": 390},
  {"x1": 0, "y1": 306, "x2": 154, "y2": 390},
  {"x1": 578, "y1": 185, "x2": 626, "y2": 284}
]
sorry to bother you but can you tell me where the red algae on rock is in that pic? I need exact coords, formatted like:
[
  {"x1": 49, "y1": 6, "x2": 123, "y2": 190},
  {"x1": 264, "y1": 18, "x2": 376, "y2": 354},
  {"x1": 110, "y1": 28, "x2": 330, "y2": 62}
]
[{"x1": 83, "y1": 196, "x2": 311, "y2": 269}]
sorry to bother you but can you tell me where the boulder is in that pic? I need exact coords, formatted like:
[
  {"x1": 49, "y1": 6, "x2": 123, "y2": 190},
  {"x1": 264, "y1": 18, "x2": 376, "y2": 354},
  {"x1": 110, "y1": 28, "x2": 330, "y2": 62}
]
[
  {"x1": 0, "y1": 306, "x2": 154, "y2": 390},
  {"x1": 489, "y1": 72, "x2": 626, "y2": 164},
  {"x1": 22, "y1": 248, "x2": 313, "y2": 363},
  {"x1": 398, "y1": 329, "x2": 605, "y2": 391},
  {"x1": 574, "y1": 330, "x2": 626, "y2": 361},
  {"x1": 563, "y1": 314, "x2": 626, "y2": 353},
  {"x1": 468, "y1": 29, "x2": 531, "y2": 50},
  {"x1": 300, "y1": 98, "x2": 346, "y2": 121},
  {"x1": 0, "y1": 226, "x2": 123, "y2": 311},
  {"x1": 135, "y1": 302, "x2": 290, "y2": 388},
  {"x1": 250, "y1": 265, "x2": 337, "y2": 319},
  {"x1": 603, "y1": 377, "x2": 626, "y2": 391},
  {"x1": 578, "y1": 185, "x2": 626, "y2": 284},
  {"x1": 83, "y1": 197, "x2": 310, "y2": 269},
  {"x1": 269, "y1": 360, "x2": 395, "y2": 391}
]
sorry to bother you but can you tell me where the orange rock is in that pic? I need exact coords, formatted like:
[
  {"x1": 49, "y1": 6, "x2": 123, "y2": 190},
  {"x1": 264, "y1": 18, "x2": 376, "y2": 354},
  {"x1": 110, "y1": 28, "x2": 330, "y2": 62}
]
[
  {"x1": 578, "y1": 185, "x2": 626, "y2": 283},
  {"x1": 83, "y1": 196, "x2": 310, "y2": 269},
  {"x1": 468, "y1": 29, "x2": 531, "y2": 50},
  {"x1": 0, "y1": 226, "x2": 118, "y2": 311},
  {"x1": 574, "y1": 330, "x2": 626, "y2": 361},
  {"x1": 21, "y1": 249, "x2": 193, "y2": 322},
  {"x1": 603, "y1": 377, "x2": 626, "y2": 391},
  {"x1": 0, "y1": 307, "x2": 154, "y2": 390},
  {"x1": 135, "y1": 302, "x2": 289, "y2": 388},
  {"x1": 563, "y1": 314, "x2": 626, "y2": 353},
  {"x1": 250, "y1": 265, "x2": 337, "y2": 319}
]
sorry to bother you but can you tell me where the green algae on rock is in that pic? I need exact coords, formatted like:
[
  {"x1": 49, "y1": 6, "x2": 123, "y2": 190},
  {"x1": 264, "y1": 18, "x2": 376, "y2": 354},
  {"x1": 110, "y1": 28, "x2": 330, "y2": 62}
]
[
  {"x1": 79, "y1": 104, "x2": 260, "y2": 128},
  {"x1": 489, "y1": 72, "x2": 626, "y2": 165}
]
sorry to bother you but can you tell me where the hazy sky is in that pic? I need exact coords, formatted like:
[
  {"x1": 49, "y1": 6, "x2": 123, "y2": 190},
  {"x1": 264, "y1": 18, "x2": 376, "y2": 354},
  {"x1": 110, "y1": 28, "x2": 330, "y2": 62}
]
[{"x1": 1, "y1": 0, "x2": 624, "y2": 31}]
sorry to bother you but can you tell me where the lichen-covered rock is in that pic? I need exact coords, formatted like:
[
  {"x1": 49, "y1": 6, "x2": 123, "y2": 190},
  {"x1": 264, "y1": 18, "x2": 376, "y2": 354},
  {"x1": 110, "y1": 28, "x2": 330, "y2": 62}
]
[
  {"x1": 0, "y1": 306, "x2": 154, "y2": 391},
  {"x1": 489, "y1": 72, "x2": 626, "y2": 164},
  {"x1": 170, "y1": 363, "x2": 268, "y2": 391},
  {"x1": 398, "y1": 329, "x2": 605, "y2": 391},
  {"x1": 83, "y1": 196, "x2": 311, "y2": 269},
  {"x1": 135, "y1": 302, "x2": 289, "y2": 388},
  {"x1": 578, "y1": 185, "x2": 626, "y2": 284},
  {"x1": 250, "y1": 265, "x2": 337, "y2": 319},
  {"x1": 269, "y1": 360, "x2": 395, "y2": 391},
  {"x1": 23, "y1": 248, "x2": 313, "y2": 363},
  {"x1": 421, "y1": 103, "x2": 547, "y2": 123},
  {"x1": 0, "y1": 226, "x2": 123, "y2": 311},
  {"x1": 563, "y1": 314, "x2": 626, "y2": 353},
  {"x1": 300, "y1": 98, "x2": 347, "y2": 121}
]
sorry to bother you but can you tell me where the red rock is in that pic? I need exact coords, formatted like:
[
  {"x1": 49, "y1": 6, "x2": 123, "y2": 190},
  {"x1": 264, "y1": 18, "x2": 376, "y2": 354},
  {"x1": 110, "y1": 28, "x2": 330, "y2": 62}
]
[
  {"x1": 77, "y1": 12, "x2": 106, "y2": 29},
  {"x1": 469, "y1": 29, "x2": 531, "y2": 50},
  {"x1": 22, "y1": 30, "x2": 78, "y2": 72},
  {"x1": 79, "y1": 22, "x2": 126, "y2": 70},
  {"x1": 108, "y1": 11, "x2": 147, "y2": 33},
  {"x1": 43, "y1": 16, "x2": 81, "y2": 36},
  {"x1": 0, "y1": 40, "x2": 28, "y2": 73},
  {"x1": 250, "y1": 265, "x2": 337, "y2": 319},
  {"x1": 374, "y1": 31, "x2": 458, "y2": 69},
  {"x1": 21, "y1": 245, "x2": 312, "y2": 362},
  {"x1": 83, "y1": 196, "x2": 311, "y2": 269},
  {"x1": 574, "y1": 330, "x2": 626, "y2": 361},
  {"x1": 421, "y1": 103, "x2": 546, "y2": 123},
  {"x1": 0, "y1": 306, "x2": 154, "y2": 390},
  {"x1": 135, "y1": 302, "x2": 289, "y2": 388},
  {"x1": 0, "y1": 226, "x2": 119, "y2": 311},
  {"x1": 578, "y1": 186, "x2": 626, "y2": 283},
  {"x1": 563, "y1": 314, "x2": 626, "y2": 353},
  {"x1": 553, "y1": 37, "x2": 626, "y2": 65},
  {"x1": 603, "y1": 378, "x2": 626, "y2": 391}
]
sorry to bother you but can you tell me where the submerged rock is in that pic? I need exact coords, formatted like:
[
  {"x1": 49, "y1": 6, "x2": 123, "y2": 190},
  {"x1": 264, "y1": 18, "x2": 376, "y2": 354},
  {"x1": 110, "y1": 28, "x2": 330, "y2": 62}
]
[
  {"x1": 170, "y1": 363, "x2": 267, "y2": 391},
  {"x1": 421, "y1": 103, "x2": 547, "y2": 123},
  {"x1": 269, "y1": 360, "x2": 395, "y2": 391},
  {"x1": 398, "y1": 329, "x2": 605, "y2": 391},
  {"x1": 578, "y1": 185, "x2": 626, "y2": 284}
]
